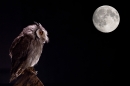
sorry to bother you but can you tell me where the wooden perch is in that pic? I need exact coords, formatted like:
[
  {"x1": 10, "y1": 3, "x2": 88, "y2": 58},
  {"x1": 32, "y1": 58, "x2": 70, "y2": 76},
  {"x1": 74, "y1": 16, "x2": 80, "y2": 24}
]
[{"x1": 12, "y1": 67, "x2": 44, "y2": 86}]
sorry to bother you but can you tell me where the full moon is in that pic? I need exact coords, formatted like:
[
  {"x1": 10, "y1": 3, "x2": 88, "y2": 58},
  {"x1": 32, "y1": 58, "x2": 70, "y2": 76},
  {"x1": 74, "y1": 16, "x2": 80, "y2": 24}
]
[{"x1": 92, "y1": 5, "x2": 120, "y2": 33}]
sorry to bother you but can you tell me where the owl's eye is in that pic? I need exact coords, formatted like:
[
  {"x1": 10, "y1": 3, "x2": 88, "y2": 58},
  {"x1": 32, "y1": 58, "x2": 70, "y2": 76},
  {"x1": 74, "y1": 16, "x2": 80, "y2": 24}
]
[{"x1": 39, "y1": 30, "x2": 43, "y2": 35}]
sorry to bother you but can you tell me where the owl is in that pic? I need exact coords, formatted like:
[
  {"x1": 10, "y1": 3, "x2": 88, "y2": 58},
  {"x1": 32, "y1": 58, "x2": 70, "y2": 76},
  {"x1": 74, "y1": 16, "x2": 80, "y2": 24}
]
[{"x1": 9, "y1": 22, "x2": 49, "y2": 82}]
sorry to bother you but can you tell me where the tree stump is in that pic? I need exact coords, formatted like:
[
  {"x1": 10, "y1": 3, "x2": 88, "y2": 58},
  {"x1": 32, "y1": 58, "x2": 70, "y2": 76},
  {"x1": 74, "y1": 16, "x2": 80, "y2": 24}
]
[{"x1": 12, "y1": 67, "x2": 44, "y2": 86}]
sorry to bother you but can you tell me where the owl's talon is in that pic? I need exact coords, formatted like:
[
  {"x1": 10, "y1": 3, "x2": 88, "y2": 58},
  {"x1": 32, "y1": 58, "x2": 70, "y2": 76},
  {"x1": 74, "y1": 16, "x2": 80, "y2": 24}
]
[
  {"x1": 35, "y1": 71, "x2": 38, "y2": 75},
  {"x1": 32, "y1": 71, "x2": 38, "y2": 75}
]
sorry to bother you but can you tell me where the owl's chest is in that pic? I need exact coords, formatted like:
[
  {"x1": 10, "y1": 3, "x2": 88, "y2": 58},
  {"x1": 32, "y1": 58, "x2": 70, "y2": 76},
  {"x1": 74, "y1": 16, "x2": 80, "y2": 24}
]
[{"x1": 27, "y1": 40, "x2": 43, "y2": 67}]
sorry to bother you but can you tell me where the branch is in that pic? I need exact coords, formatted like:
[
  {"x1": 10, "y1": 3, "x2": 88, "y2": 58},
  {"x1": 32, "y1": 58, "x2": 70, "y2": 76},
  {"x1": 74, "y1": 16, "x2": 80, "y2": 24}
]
[{"x1": 12, "y1": 67, "x2": 44, "y2": 86}]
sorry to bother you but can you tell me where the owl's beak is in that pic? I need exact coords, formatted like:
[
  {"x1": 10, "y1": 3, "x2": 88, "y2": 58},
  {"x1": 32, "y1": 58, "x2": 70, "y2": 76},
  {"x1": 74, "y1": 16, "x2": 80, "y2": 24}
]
[
  {"x1": 44, "y1": 35, "x2": 49, "y2": 43},
  {"x1": 42, "y1": 30, "x2": 49, "y2": 43},
  {"x1": 43, "y1": 37, "x2": 49, "y2": 43}
]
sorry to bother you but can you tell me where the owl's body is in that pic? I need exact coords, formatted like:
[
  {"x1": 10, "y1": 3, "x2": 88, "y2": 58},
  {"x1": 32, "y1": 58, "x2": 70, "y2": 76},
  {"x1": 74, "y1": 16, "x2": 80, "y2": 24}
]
[{"x1": 9, "y1": 22, "x2": 49, "y2": 82}]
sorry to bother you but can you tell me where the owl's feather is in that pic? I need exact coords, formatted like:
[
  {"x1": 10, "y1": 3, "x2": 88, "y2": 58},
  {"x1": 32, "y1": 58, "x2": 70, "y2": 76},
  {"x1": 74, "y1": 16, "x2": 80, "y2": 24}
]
[{"x1": 9, "y1": 33, "x2": 33, "y2": 82}]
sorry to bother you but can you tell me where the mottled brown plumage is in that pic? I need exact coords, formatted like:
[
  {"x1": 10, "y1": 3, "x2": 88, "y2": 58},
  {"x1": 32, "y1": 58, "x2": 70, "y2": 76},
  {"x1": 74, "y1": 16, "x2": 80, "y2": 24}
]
[{"x1": 9, "y1": 22, "x2": 49, "y2": 82}]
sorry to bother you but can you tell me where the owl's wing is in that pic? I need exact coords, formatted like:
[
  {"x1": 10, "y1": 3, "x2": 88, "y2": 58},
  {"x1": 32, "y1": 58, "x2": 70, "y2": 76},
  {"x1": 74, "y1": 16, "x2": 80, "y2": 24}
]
[{"x1": 9, "y1": 34, "x2": 33, "y2": 82}]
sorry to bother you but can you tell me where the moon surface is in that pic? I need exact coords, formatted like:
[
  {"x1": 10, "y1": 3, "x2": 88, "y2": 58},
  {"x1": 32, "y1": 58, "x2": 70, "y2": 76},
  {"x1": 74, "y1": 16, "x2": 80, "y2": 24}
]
[{"x1": 92, "y1": 5, "x2": 120, "y2": 33}]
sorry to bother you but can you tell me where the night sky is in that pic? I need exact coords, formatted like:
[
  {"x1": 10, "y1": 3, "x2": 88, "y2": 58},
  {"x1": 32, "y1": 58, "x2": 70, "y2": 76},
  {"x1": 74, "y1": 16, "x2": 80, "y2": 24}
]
[{"x1": 0, "y1": 0, "x2": 127, "y2": 86}]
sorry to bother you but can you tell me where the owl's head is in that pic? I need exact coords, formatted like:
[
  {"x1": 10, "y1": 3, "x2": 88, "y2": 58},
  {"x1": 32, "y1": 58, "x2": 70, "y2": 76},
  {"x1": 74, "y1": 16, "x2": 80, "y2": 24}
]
[{"x1": 34, "y1": 22, "x2": 49, "y2": 43}]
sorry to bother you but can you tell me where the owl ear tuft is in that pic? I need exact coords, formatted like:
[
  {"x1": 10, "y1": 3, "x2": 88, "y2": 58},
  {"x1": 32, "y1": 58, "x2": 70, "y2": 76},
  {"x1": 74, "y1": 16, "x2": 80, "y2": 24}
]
[{"x1": 34, "y1": 21, "x2": 39, "y2": 26}]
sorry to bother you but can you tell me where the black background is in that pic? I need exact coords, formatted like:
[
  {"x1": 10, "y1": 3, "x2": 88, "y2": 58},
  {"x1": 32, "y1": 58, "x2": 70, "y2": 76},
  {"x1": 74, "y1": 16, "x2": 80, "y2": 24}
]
[{"x1": 0, "y1": 0, "x2": 127, "y2": 86}]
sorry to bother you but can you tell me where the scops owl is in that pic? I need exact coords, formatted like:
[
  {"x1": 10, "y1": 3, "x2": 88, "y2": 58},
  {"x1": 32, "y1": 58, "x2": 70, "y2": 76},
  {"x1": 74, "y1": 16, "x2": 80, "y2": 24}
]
[{"x1": 9, "y1": 22, "x2": 49, "y2": 82}]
